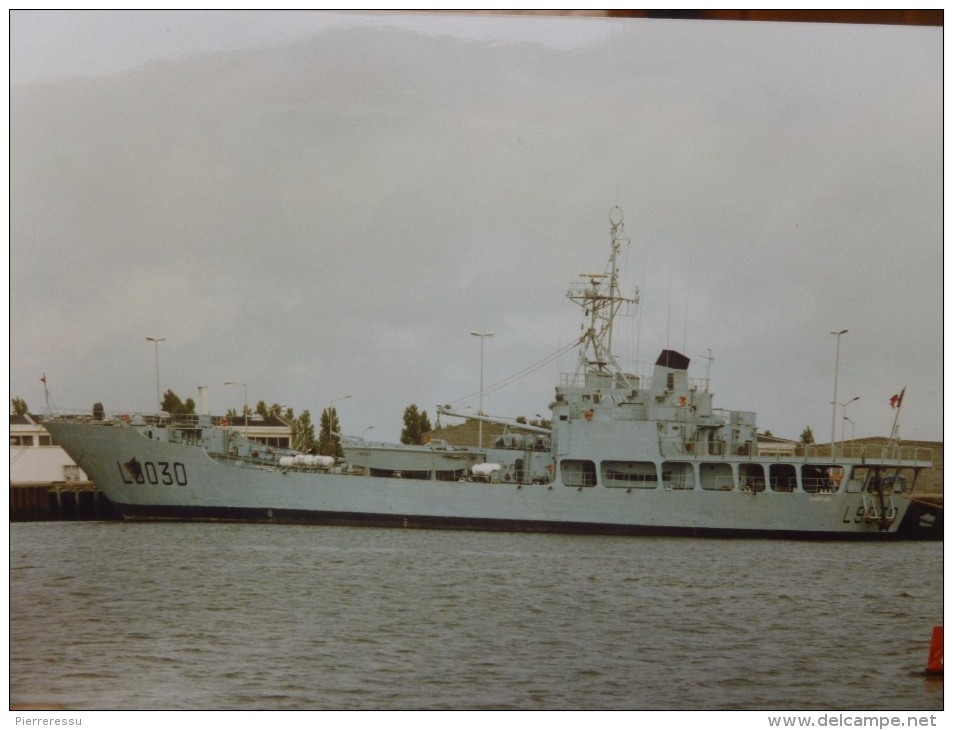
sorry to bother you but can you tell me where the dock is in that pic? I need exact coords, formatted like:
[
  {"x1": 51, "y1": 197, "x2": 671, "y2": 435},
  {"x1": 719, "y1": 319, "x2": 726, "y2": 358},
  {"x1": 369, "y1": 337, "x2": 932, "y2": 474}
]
[{"x1": 9, "y1": 482, "x2": 119, "y2": 521}]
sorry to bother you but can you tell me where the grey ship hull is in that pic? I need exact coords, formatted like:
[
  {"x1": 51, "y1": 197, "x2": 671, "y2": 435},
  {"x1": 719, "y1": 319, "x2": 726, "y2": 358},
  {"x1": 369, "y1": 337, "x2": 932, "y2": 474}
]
[
  {"x1": 44, "y1": 421, "x2": 940, "y2": 540},
  {"x1": 41, "y1": 213, "x2": 941, "y2": 540}
]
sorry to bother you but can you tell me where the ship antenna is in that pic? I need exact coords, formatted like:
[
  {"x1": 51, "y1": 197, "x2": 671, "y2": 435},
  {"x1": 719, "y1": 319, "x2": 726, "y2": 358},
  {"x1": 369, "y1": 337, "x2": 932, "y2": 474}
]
[
  {"x1": 703, "y1": 349, "x2": 714, "y2": 391},
  {"x1": 567, "y1": 207, "x2": 638, "y2": 386},
  {"x1": 606, "y1": 205, "x2": 625, "y2": 355}
]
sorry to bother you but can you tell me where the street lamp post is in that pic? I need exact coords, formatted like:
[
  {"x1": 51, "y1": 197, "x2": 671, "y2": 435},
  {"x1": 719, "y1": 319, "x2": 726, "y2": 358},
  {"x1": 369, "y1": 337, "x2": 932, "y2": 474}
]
[
  {"x1": 224, "y1": 381, "x2": 248, "y2": 429},
  {"x1": 843, "y1": 416, "x2": 856, "y2": 444},
  {"x1": 830, "y1": 329, "x2": 848, "y2": 455},
  {"x1": 329, "y1": 394, "x2": 352, "y2": 418},
  {"x1": 470, "y1": 331, "x2": 494, "y2": 448},
  {"x1": 146, "y1": 337, "x2": 165, "y2": 411},
  {"x1": 839, "y1": 396, "x2": 859, "y2": 452}
]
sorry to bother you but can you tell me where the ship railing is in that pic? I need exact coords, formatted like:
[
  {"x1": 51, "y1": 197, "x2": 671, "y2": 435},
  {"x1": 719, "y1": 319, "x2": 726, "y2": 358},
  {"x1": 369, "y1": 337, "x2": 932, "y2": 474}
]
[
  {"x1": 739, "y1": 477, "x2": 767, "y2": 493},
  {"x1": 800, "y1": 477, "x2": 841, "y2": 494},
  {"x1": 42, "y1": 409, "x2": 197, "y2": 427},
  {"x1": 712, "y1": 476, "x2": 734, "y2": 491},
  {"x1": 662, "y1": 475, "x2": 694, "y2": 490},
  {"x1": 154, "y1": 412, "x2": 202, "y2": 427},
  {"x1": 767, "y1": 477, "x2": 796, "y2": 493},
  {"x1": 557, "y1": 372, "x2": 583, "y2": 388},
  {"x1": 791, "y1": 442, "x2": 933, "y2": 466},
  {"x1": 40, "y1": 411, "x2": 96, "y2": 423},
  {"x1": 557, "y1": 372, "x2": 597, "y2": 389},
  {"x1": 686, "y1": 439, "x2": 932, "y2": 467},
  {"x1": 46, "y1": 409, "x2": 252, "y2": 430}
]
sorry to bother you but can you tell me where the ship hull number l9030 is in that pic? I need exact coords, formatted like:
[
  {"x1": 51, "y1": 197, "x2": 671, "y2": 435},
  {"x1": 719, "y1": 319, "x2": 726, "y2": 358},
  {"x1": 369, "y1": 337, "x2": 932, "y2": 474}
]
[{"x1": 118, "y1": 458, "x2": 188, "y2": 486}]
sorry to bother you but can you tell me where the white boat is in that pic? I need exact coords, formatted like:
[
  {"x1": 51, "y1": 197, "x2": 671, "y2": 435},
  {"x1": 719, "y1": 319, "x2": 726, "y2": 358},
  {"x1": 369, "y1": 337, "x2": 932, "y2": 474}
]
[{"x1": 43, "y1": 210, "x2": 940, "y2": 539}]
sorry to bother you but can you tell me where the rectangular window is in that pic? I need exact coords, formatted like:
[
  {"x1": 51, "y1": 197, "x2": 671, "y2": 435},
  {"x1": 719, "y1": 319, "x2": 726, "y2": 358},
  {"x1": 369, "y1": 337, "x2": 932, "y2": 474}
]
[
  {"x1": 603, "y1": 460, "x2": 659, "y2": 488},
  {"x1": 739, "y1": 463, "x2": 766, "y2": 492},
  {"x1": 661, "y1": 461, "x2": 694, "y2": 490},
  {"x1": 801, "y1": 464, "x2": 844, "y2": 493},
  {"x1": 700, "y1": 462, "x2": 734, "y2": 490},
  {"x1": 770, "y1": 463, "x2": 797, "y2": 492},
  {"x1": 561, "y1": 459, "x2": 597, "y2": 487}
]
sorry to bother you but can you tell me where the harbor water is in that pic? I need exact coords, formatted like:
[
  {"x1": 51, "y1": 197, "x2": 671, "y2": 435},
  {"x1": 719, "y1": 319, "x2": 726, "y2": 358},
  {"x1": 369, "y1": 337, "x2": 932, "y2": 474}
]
[{"x1": 10, "y1": 521, "x2": 943, "y2": 711}]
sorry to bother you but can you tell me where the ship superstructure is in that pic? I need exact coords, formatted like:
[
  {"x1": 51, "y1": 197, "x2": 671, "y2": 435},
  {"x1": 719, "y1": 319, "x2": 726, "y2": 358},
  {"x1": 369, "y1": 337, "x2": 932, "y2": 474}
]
[{"x1": 43, "y1": 210, "x2": 940, "y2": 539}]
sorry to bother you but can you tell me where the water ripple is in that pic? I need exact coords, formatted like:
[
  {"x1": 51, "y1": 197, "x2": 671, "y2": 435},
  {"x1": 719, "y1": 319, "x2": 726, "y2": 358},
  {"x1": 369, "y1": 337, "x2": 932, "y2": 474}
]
[{"x1": 10, "y1": 522, "x2": 943, "y2": 711}]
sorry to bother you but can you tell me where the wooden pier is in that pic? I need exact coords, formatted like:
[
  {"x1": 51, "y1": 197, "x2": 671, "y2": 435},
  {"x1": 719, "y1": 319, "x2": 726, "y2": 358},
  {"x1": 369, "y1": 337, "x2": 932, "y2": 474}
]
[{"x1": 10, "y1": 482, "x2": 119, "y2": 521}]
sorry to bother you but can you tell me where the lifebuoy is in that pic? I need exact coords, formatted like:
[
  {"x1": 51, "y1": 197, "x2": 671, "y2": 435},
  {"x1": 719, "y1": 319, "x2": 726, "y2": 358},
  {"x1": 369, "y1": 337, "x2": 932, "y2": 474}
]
[
  {"x1": 584, "y1": 410, "x2": 594, "y2": 421},
  {"x1": 220, "y1": 417, "x2": 229, "y2": 427},
  {"x1": 678, "y1": 395, "x2": 687, "y2": 407}
]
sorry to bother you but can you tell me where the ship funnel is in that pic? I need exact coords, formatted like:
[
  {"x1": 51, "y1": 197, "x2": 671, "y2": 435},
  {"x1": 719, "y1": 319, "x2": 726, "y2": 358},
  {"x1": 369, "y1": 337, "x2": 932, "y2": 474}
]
[
  {"x1": 651, "y1": 349, "x2": 691, "y2": 396},
  {"x1": 198, "y1": 386, "x2": 210, "y2": 415},
  {"x1": 655, "y1": 350, "x2": 690, "y2": 370}
]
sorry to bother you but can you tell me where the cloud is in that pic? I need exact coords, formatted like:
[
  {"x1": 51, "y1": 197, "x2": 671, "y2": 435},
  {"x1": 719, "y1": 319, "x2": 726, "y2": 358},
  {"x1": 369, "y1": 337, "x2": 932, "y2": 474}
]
[{"x1": 10, "y1": 14, "x2": 942, "y2": 442}]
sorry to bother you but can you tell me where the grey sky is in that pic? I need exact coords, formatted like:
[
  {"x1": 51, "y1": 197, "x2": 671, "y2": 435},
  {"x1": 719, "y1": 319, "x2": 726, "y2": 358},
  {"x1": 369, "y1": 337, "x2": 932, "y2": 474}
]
[{"x1": 10, "y1": 11, "x2": 943, "y2": 443}]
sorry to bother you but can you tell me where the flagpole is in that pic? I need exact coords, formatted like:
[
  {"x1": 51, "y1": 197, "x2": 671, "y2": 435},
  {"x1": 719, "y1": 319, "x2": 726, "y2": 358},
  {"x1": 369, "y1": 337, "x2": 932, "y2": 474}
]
[
  {"x1": 41, "y1": 373, "x2": 51, "y2": 416},
  {"x1": 889, "y1": 386, "x2": 906, "y2": 444}
]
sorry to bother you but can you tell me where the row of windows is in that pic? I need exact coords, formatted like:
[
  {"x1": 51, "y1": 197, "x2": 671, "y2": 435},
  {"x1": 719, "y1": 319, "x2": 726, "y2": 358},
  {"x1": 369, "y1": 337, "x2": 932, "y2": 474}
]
[
  {"x1": 560, "y1": 459, "x2": 852, "y2": 493},
  {"x1": 10, "y1": 434, "x2": 53, "y2": 447},
  {"x1": 249, "y1": 436, "x2": 291, "y2": 448}
]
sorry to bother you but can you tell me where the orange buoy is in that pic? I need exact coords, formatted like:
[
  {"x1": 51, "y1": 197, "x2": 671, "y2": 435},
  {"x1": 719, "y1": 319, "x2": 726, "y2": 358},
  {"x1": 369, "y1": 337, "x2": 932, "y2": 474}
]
[{"x1": 926, "y1": 625, "x2": 943, "y2": 675}]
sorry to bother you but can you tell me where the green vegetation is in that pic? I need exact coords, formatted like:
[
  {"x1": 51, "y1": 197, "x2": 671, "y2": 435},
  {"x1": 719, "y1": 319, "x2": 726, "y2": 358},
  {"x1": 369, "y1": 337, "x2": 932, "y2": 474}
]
[
  {"x1": 400, "y1": 404, "x2": 432, "y2": 445},
  {"x1": 318, "y1": 407, "x2": 343, "y2": 458},
  {"x1": 161, "y1": 389, "x2": 196, "y2": 415},
  {"x1": 292, "y1": 410, "x2": 316, "y2": 453},
  {"x1": 256, "y1": 401, "x2": 293, "y2": 421}
]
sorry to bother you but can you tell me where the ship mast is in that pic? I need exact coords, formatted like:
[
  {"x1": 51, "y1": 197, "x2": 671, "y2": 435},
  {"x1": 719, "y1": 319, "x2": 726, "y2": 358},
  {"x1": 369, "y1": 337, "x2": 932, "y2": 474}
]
[{"x1": 567, "y1": 207, "x2": 639, "y2": 386}]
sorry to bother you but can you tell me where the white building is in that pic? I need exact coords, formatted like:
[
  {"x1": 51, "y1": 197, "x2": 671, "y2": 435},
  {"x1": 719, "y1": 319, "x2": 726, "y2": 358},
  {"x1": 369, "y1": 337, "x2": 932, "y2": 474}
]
[
  {"x1": 10, "y1": 414, "x2": 90, "y2": 485},
  {"x1": 222, "y1": 413, "x2": 293, "y2": 448}
]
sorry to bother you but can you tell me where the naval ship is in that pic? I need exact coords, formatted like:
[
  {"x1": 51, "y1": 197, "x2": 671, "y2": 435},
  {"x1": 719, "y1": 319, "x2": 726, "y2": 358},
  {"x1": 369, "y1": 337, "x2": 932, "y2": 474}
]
[{"x1": 43, "y1": 211, "x2": 940, "y2": 539}]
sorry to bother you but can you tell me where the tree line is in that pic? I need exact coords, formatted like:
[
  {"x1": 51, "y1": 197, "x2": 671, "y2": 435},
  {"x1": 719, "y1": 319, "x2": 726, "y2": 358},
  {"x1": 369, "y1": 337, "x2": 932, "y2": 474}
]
[
  {"x1": 15, "y1": 396, "x2": 810, "y2": 448},
  {"x1": 14, "y1": 390, "x2": 437, "y2": 457}
]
